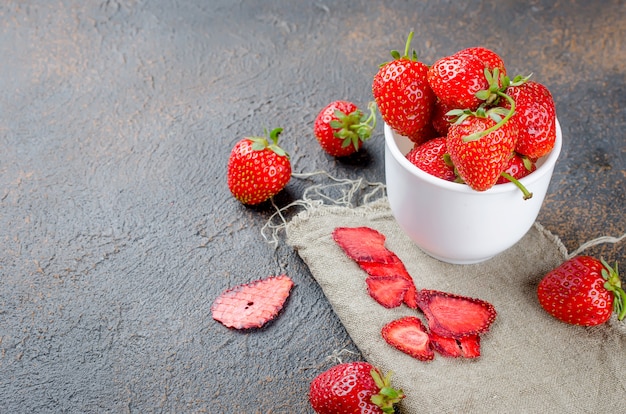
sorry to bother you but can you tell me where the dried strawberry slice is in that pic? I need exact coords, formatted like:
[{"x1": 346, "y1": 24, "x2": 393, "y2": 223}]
[
  {"x1": 402, "y1": 285, "x2": 419, "y2": 310},
  {"x1": 458, "y1": 335, "x2": 481, "y2": 358},
  {"x1": 211, "y1": 275, "x2": 294, "y2": 329},
  {"x1": 365, "y1": 275, "x2": 411, "y2": 308},
  {"x1": 358, "y1": 256, "x2": 418, "y2": 309},
  {"x1": 333, "y1": 226, "x2": 419, "y2": 309},
  {"x1": 429, "y1": 331, "x2": 463, "y2": 358},
  {"x1": 332, "y1": 227, "x2": 399, "y2": 264},
  {"x1": 381, "y1": 316, "x2": 434, "y2": 361},
  {"x1": 429, "y1": 331, "x2": 481, "y2": 358},
  {"x1": 417, "y1": 289, "x2": 497, "y2": 338},
  {"x1": 358, "y1": 260, "x2": 409, "y2": 278}
]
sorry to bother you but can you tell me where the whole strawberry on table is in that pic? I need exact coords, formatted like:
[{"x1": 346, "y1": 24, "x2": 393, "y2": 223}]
[
  {"x1": 538, "y1": 256, "x2": 626, "y2": 326},
  {"x1": 226, "y1": 127, "x2": 291, "y2": 205},
  {"x1": 314, "y1": 100, "x2": 377, "y2": 157},
  {"x1": 309, "y1": 361, "x2": 405, "y2": 414}
]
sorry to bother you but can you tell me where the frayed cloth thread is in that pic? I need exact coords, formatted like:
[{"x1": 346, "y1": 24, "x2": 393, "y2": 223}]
[
  {"x1": 262, "y1": 171, "x2": 386, "y2": 246},
  {"x1": 567, "y1": 232, "x2": 626, "y2": 259}
]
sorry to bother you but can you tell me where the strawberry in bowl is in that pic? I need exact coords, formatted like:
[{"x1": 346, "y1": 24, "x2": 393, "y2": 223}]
[{"x1": 378, "y1": 37, "x2": 562, "y2": 263}]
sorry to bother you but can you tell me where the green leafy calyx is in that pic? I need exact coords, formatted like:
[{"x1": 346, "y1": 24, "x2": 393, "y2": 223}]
[
  {"x1": 369, "y1": 368, "x2": 405, "y2": 413},
  {"x1": 601, "y1": 258, "x2": 626, "y2": 321},
  {"x1": 249, "y1": 127, "x2": 289, "y2": 158},
  {"x1": 331, "y1": 102, "x2": 377, "y2": 151},
  {"x1": 382, "y1": 31, "x2": 419, "y2": 66}
]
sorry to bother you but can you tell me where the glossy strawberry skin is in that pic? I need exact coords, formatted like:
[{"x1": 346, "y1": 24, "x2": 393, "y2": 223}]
[
  {"x1": 406, "y1": 137, "x2": 456, "y2": 181},
  {"x1": 504, "y1": 81, "x2": 556, "y2": 159},
  {"x1": 427, "y1": 53, "x2": 489, "y2": 111},
  {"x1": 309, "y1": 362, "x2": 390, "y2": 414},
  {"x1": 431, "y1": 99, "x2": 456, "y2": 136},
  {"x1": 373, "y1": 58, "x2": 436, "y2": 141},
  {"x1": 496, "y1": 153, "x2": 536, "y2": 184},
  {"x1": 446, "y1": 116, "x2": 518, "y2": 191},
  {"x1": 227, "y1": 132, "x2": 291, "y2": 205},
  {"x1": 454, "y1": 46, "x2": 507, "y2": 78},
  {"x1": 537, "y1": 256, "x2": 615, "y2": 326}
]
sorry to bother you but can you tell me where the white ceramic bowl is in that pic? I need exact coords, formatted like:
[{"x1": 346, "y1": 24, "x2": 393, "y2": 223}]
[{"x1": 384, "y1": 119, "x2": 562, "y2": 264}]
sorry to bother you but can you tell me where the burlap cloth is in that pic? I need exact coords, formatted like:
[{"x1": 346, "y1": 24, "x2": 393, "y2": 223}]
[{"x1": 285, "y1": 197, "x2": 625, "y2": 413}]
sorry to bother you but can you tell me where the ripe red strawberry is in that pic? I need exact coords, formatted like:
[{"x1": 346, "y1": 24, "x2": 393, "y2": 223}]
[
  {"x1": 227, "y1": 127, "x2": 291, "y2": 205},
  {"x1": 365, "y1": 276, "x2": 412, "y2": 308},
  {"x1": 314, "y1": 100, "x2": 377, "y2": 157},
  {"x1": 333, "y1": 227, "x2": 418, "y2": 309},
  {"x1": 431, "y1": 99, "x2": 457, "y2": 136},
  {"x1": 427, "y1": 52, "x2": 491, "y2": 111},
  {"x1": 446, "y1": 112, "x2": 519, "y2": 192},
  {"x1": 405, "y1": 123, "x2": 438, "y2": 145},
  {"x1": 416, "y1": 289, "x2": 497, "y2": 338},
  {"x1": 496, "y1": 153, "x2": 536, "y2": 184},
  {"x1": 309, "y1": 362, "x2": 405, "y2": 414},
  {"x1": 372, "y1": 32, "x2": 436, "y2": 142},
  {"x1": 454, "y1": 46, "x2": 507, "y2": 78},
  {"x1": 429, "y1": 331, "x2": 481, "y2": 359},
  {"x1": 503, "y1": 80, "x2": 557, "y2": 159},
  {"x1": 537, "y1": 256, "x2": 626, "y2": 326},
  {"x1": 406, "y1": 137, "x2": 456, "y2": 181},
  {"x1": 211, "y1": 275, "x2": 294, "y2": 329},
  {"x1": 382, "y1": 316, "x2": 435, "y2": 361}
]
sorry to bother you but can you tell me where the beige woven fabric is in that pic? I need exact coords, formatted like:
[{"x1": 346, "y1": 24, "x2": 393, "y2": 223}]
[{"x1": 286, "y1": 198, "x2": 626, "y2": 414}]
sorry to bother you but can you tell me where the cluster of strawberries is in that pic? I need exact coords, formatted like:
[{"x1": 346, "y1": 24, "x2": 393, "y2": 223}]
[
  {"x1": 225, "y1": 32, "x2": 557, "y2": 207},
  {"x1": 225, "y1": 101, "x2": 378, "y2": 206},
  {"x1": 219, "y1": 32, "x2": 624, "y2": 414},
  {"x1": 373, "y1": 32, "x2": 557, "y2": 195}
]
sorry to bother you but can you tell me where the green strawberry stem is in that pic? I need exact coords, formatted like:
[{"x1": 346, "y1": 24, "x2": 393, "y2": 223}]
[
  {"x1": 369, "y1": 368, "x2": 405, "y2": 413},
  {"x1": 500, "y1": 172, "x2": 533, "y2": 200},
  {"x1": 463, "y1": 91, "x2": 516, "y2": 143},
  {"x1": 330, "y1": 102, "x2": 377, "y2": 150},
  {"x1": 250, "y1": 127, "x2": 289, "y2": 158},
  {"x1": 476, "y1": 67, "x2": 502, "y2": 106},
  {"x1": 463, "y1": 71, "x2": 533, "y2": 143},
  {"x1": 389, "y1": 31, "x2": 418, "y2": 61},
  {"x1": 403, "y1": 31, "x2": 415, "y2": 59},
  {"x1": 600, "y1": 259, "x2": 626, "y2": 321}
]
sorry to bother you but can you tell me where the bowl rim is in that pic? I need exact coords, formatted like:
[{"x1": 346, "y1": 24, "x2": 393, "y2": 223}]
[{"x1": 384, "y1": 118, "x2": 562, "y2": 194}]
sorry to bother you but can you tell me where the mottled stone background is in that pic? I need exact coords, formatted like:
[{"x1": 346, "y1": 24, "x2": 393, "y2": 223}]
[{"x1": 1, "y1": 1, "x2": 624, "y2": 412}]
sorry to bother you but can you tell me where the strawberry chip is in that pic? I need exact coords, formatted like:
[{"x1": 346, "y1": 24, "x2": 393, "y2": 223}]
[{"x1": 211, "y1": 274, "x2": 294, "y2": 329}]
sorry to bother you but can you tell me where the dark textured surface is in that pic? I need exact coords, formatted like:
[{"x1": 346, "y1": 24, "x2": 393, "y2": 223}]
[{"x1": 1, "y1": 1, "x2": 624, "y2": 412}]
